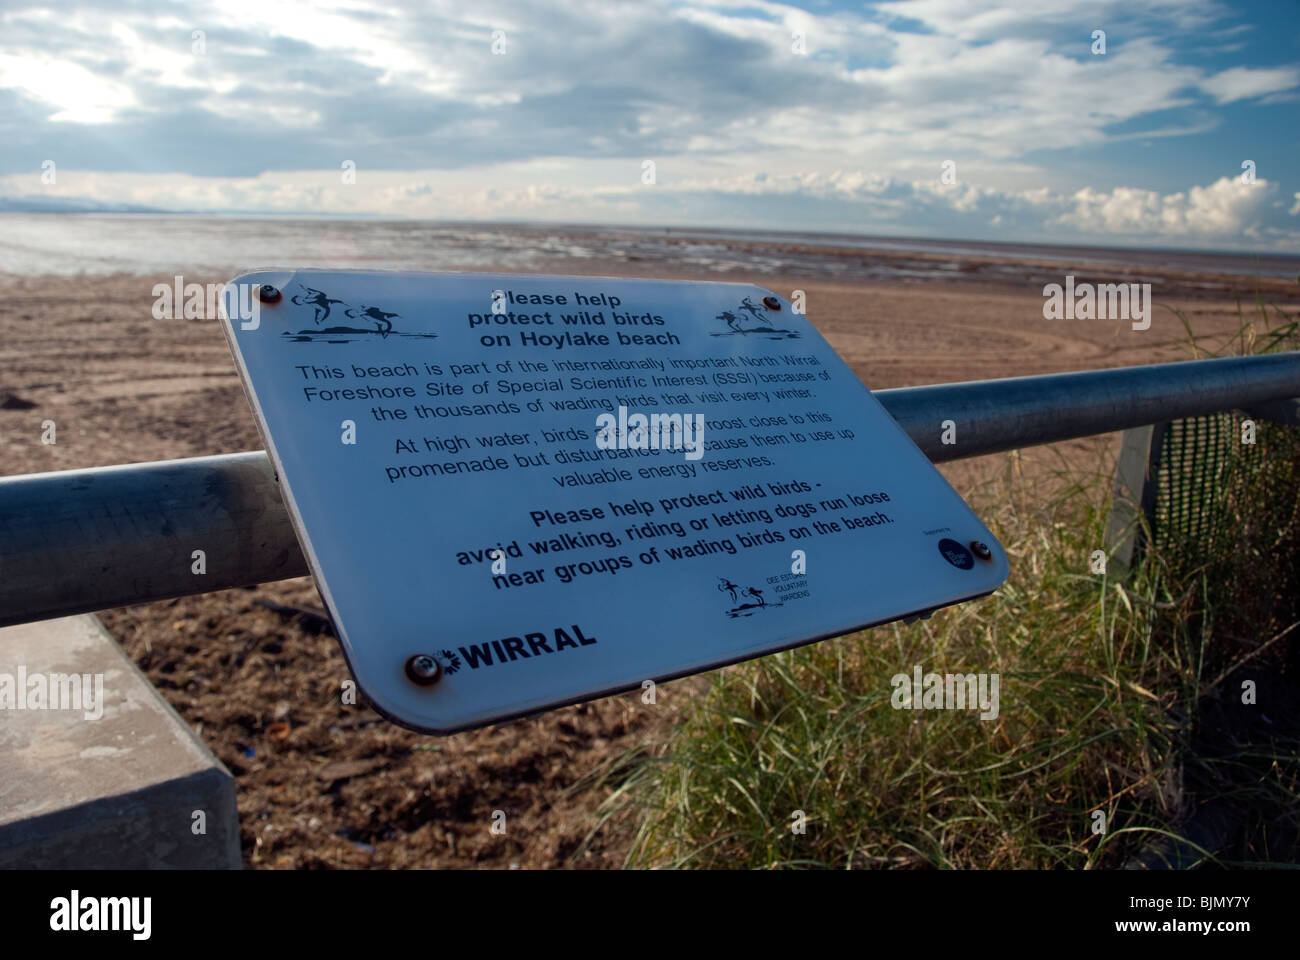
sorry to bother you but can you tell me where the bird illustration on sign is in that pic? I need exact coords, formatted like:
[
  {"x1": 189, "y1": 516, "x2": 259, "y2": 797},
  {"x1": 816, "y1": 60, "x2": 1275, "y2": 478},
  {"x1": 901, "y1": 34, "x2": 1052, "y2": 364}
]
[
  {"x1": 345, "y1": 305, "x2": 401, "y2": 338},
  {"x1": 282, "y1": 284, "x2": 437, "y2": 343},
  {"x1": 712, "y1": 296, "x2": 800, "y2": 340},
  {"x1": 290, "y1": 286, "x2": 346, "y2": 324},
  {"x1": 719, "y1": 576, "x2": 784, "y2": 618}
]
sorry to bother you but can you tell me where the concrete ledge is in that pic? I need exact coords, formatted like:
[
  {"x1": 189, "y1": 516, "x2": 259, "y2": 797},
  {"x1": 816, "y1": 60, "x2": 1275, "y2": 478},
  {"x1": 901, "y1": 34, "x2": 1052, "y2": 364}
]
[{"x1": 0, "y1": 615, "x2": 241, "y2": 868}]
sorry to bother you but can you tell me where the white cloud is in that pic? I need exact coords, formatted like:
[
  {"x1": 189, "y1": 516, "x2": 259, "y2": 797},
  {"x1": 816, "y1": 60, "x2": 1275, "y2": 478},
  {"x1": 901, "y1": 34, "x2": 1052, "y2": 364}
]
[
  {"x1": 1057, "y1": 176, "x2": 1282, "y2": 239},
  {"x1": 0, "y1": 53, "x2": 136, "y2": 123},
  {"x1": 0, "y1": 0, "x2": 1265, "y2": 178},
  {"x1": 7, "y1": 167, "x2": 1295, "y2": 248},
  {"x1": 875, "y1": 0, "x2": 1224, "y2": 41},
  {"x1": 1199, "y1": 65, "x2": 1300, "y2": 103}
]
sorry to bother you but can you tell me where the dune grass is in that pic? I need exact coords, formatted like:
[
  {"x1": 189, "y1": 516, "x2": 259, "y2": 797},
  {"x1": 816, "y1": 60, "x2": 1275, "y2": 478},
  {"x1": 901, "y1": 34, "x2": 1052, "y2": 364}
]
[{"x1": 581, "y1": 284, "x2": 1300, "y2": 869}]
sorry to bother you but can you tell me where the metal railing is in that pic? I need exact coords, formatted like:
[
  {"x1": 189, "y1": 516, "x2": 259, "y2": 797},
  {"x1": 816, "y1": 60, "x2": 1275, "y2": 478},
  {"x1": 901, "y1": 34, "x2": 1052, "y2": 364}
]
[{"x1": 3, "y1": 352, "x2": 1299, "y2": 627}]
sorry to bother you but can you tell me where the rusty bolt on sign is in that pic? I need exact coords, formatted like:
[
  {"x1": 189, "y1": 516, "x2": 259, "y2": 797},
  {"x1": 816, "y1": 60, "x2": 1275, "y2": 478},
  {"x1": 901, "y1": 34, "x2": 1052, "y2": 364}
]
[
  {"x1": 255, "y1": 284, "x2": 281, "y2": 303},
  {"x1": 762, "y1": 296, "x2": 782, "y2": 310},
  {"x1": 404, "y1": 654, "x2": 442, "y2": 686},
  {"x1": 970, "y1": 541, "x2": 993, "y2": 561}
]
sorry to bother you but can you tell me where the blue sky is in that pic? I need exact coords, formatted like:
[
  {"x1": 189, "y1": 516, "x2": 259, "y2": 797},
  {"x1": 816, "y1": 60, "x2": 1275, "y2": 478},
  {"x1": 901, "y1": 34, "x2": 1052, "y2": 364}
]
[{"x1": 0, "y1": 0, "x2": 1297, "y2": 249}]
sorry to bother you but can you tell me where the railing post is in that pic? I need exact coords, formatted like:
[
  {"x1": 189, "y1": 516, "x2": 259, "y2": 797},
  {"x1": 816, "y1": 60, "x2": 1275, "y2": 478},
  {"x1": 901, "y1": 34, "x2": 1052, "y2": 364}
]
[{"x1": 1105, "y1": 423, "x2": 1166, "y2": 574}]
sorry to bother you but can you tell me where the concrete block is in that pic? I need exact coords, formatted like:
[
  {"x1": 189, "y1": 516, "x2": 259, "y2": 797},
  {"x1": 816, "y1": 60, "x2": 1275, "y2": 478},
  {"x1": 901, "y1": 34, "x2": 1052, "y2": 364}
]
[{"x1": 0, "y1": 614, "x2": 241, "y2": 868}]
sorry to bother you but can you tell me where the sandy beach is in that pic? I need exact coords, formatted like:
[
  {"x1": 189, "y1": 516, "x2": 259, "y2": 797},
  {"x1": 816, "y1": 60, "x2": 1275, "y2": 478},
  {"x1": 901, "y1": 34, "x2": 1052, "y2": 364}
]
[{"x1": 2, "y1": 241, "x2": 1297, "y2": 867}]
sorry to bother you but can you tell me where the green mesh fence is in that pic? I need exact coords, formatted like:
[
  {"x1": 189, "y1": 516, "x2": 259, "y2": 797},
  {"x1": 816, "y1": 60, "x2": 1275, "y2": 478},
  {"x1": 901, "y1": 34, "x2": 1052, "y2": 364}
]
[
  {"x1": 1152, "y1": 412, "x2": 1287, "y2": 565},
  {"x1": 1154, "y1": 414, "x2": 1238, "y2": 558}
]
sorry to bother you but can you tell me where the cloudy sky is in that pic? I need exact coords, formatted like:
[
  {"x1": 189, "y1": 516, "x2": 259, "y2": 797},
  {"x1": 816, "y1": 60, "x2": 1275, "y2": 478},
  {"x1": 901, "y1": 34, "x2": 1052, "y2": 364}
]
[{"x1": 1, "y1": 0, "x2": 1297, "y2": 250}]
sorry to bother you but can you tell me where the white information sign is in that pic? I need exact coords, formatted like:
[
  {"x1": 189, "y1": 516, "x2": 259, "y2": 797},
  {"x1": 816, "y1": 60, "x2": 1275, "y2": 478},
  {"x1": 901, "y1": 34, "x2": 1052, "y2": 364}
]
[{"x1": 220, "y1": 269, "x2": 1008, "y2": 733}]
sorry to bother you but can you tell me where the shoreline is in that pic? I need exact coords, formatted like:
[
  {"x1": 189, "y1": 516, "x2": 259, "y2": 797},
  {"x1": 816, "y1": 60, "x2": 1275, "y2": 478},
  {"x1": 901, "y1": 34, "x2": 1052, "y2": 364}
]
[
  {"x1": 2, "y1": 253, "x2": 1295, "y2": 304},
  {"x1": 2, "y1": 214, "x2": 1296, "y2": 303}
]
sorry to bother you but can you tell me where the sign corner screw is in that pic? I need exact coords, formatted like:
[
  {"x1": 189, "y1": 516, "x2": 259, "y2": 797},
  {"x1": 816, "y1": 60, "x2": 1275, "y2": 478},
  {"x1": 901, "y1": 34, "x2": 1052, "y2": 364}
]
[{"x1": 405, "y1": 654, "x2": 442, "y2": 686}]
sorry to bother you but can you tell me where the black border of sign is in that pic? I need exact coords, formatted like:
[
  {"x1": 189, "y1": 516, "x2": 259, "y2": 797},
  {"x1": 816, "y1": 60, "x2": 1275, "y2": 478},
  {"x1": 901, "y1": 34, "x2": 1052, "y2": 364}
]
[{"x1": 221, "y1": 268, "x2": 1008, "y2": 735}]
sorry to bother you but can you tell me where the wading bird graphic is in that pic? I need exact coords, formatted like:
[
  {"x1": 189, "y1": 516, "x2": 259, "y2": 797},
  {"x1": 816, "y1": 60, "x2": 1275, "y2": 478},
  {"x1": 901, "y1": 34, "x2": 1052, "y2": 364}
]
[
  {"x1": 291, "y1": 286, "x2": 346, "y2": 324},
  {"x1": 712, "y1": 298, "x2": 797, "y2": 339},
  {"x1": 720, "y1": 578, "x2": 781, "y2": 618},
  {"x1": 346, "y1": 305, "x2": 400, "y2": 339},
  {"x1": 716, "y1": 310, "x2": 745, "y2": 334},
  {"x1": 737, "y1": 296, "x2": 768, "y2": 327}
]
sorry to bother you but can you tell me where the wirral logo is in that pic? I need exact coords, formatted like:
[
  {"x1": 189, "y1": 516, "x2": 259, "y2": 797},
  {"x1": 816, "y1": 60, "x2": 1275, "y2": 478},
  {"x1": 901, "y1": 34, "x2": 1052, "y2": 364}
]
[
  {"x1": 283, "y1": 284, "x2": 438, "y2": 343},
  {"x1": 711, "y1": 296, "x2": 800, "y2": 340},
  {"x1": 452, "y1": 625, "x2": 598, "y2": 670},
  {"x1": 435, "y1": 649, "x2": 462, "y2": 676}
]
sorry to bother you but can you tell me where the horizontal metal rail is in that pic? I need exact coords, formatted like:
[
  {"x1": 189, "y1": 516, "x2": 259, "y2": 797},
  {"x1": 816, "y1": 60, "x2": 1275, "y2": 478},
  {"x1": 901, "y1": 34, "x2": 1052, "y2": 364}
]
[{"x1": 3, "y1": 352, "x2": 1298, "y2": 627}]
